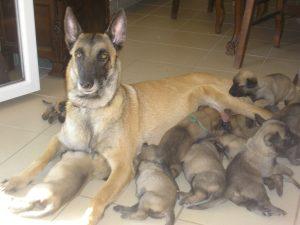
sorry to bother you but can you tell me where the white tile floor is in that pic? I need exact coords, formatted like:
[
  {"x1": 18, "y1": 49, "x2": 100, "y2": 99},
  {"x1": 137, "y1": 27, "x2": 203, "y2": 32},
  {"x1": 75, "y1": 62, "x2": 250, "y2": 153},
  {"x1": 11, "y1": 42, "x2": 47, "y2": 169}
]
[{"x1": 0, "y1": 0, "x2": 300, "y2": 224}]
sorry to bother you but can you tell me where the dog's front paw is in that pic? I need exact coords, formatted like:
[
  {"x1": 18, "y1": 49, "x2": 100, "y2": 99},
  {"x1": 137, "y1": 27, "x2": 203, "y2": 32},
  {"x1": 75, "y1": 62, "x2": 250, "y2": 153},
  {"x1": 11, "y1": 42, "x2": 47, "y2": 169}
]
[
  {"x1": 0, "y1": 176, "x2": 30, "y2": 193},
  {"x1": 81, "y1": 206, "x2": 104, "y2": 225}
]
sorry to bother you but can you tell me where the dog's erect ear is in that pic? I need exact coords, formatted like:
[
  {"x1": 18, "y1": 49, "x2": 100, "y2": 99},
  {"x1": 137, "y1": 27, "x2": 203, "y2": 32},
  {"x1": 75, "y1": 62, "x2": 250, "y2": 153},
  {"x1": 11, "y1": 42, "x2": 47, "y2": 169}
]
[
  {"x1": 106, "y1": 9, "x2": 127, "y2": 50},
  {"x1": 64, "y1": 7, "x2": 82, "y2": 50},
  {"x1": 264, "y1": 132, "x2": 280, "y2": 147},
  {"x1": 255, "y1": 114, "x2": 266, "y2": 126},
  {"x1": 246, "y1": 78, "x2": 257, "y2": 88},
  {"x1": 293, "y1": 72, "x2": 299, "y2": 86}
]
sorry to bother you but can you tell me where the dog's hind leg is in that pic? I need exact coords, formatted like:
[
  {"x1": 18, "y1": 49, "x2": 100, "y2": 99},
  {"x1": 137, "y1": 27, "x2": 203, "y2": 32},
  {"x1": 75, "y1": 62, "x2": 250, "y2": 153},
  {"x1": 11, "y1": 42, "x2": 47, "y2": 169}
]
[
  {"x1": 179, "y1": 190, "x2": 208, "y2": 207},
  {"x1": 113, "y1": 203, "x2": 138, "y2": 215},
  {"x1": 199, "y1": 85, "x2": 273, "y2": 119}
]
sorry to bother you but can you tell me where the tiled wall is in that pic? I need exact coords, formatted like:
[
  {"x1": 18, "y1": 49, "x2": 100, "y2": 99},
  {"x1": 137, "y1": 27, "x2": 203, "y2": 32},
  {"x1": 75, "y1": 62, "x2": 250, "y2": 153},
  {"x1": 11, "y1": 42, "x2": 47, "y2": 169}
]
[{"x1": 110, "y1": 0, "x2": 142, "y2": 12}]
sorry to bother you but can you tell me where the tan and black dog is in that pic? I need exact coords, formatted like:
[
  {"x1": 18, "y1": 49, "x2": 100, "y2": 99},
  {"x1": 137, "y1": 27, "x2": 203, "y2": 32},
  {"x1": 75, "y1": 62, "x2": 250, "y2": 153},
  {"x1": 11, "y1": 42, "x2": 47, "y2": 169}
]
[
  {"x1": 0, "y1": 8, "x2": 272, "y2": 225},
  {"x1": 229, "y1": 70, "x2": 300, "y2": 109}
]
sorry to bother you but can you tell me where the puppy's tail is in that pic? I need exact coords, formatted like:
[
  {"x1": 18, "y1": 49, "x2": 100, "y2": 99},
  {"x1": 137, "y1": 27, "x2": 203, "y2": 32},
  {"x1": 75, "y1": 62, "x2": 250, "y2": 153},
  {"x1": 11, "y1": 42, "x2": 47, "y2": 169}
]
[{"x1": 187, "y1": 195, "x2": 227, "y2": 210}]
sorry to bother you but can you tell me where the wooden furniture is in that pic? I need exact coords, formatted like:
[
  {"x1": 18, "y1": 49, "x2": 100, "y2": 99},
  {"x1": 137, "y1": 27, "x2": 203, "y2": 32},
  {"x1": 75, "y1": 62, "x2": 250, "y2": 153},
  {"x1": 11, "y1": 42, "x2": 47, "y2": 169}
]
[
  {"x1": 0, "y1": 0, "x2": 110, "y2": 76},
  {"x1": 171, "y1": 0, "x2": 225, "y2": 34},
  {"x1": 226, "y1": 0, "x2": 286, "y2": 68}
]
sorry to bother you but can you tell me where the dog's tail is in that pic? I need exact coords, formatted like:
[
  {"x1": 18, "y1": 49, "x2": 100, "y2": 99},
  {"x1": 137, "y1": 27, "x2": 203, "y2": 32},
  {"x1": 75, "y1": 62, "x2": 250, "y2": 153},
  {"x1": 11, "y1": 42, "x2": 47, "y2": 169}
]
[{"x1": 187, "y1": 194, "x2": 227, "y2": 210}]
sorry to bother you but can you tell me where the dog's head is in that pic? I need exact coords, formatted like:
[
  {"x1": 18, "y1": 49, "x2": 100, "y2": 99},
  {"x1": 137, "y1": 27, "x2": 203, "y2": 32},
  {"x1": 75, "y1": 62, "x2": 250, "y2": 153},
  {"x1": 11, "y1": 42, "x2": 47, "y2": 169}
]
[
  {"x1": 138, "y1": 143, "x2": 163, "y2": 163},
  {"x1": 229, "y1": 70, "x2": 258, "y2": 98},
  {"x1": 253, "y1": 114, "x2": 299, "y2": 154},
  {"x1": 64, "y1": 7, "x2": 126, "y2": 108}
]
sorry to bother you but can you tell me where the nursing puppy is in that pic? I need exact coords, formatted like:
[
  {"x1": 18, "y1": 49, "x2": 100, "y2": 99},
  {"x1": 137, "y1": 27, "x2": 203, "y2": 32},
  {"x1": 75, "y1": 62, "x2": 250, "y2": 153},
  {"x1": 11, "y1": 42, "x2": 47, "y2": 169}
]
[
  {"x1": 229, "y1": 113, "x2": 259, "y2": 138},
  {"x1": 179, "y1": 140, "x2": 226, "y2": 208},
  {"x1": 229, "y1": 70, "x2": 300, "y2": 109},
  {"x1": 155, "y1": 106, "x2": 228, "y2": 177},
  {"x1": 8, "y1": 151, "x2": 94, "y2": 218},
  {"x1": 114, "y1": 144, "x2": 177, "y2": 225},
  {"x1": 225, "y1": 116, "x2": 300, "y2": 216},
  {"x1": 273, "y1": 103, "x2": 300, "y2": 165},
  {"x1": 217, "y1": 134, "x2": 247, "y2": 161}
]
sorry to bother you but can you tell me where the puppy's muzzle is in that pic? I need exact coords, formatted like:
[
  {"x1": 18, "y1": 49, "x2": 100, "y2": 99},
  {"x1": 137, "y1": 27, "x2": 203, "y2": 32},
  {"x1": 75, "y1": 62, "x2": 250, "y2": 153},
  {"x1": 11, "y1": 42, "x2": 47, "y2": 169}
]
[{"x1": 229, "y1": 84, "x2": 245, "y2": 97}]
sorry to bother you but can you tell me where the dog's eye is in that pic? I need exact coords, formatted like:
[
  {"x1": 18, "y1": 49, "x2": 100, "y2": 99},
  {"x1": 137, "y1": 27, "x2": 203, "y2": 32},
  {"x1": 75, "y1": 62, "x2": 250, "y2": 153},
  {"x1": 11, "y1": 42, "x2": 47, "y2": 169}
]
[{"x1": 97, "y1": 51, "x2": 108, "y2": 61}]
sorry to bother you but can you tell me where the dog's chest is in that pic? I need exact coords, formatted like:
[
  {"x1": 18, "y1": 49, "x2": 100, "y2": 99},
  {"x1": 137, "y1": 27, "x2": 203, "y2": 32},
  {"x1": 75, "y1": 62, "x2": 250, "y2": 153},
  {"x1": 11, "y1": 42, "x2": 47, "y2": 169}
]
[{"x1": 58, "y1": 107, "x2": 118, "y2": 152}]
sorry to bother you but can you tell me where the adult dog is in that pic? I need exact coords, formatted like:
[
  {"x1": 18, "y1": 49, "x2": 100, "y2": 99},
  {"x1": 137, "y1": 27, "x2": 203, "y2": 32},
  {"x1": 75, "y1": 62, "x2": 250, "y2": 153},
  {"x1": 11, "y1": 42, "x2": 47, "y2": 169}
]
[{"x1": 0, "y1": 8, "x2": 272, "y2": 225}]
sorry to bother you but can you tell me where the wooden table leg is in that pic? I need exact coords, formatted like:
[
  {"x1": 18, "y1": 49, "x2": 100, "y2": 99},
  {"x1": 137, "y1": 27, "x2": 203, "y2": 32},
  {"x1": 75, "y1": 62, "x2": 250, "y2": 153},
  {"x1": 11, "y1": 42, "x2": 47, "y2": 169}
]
[
  {"x1": 171, "y1": 0, "x2": 180, "y2": 19},
  {"x1": 226, "y1": 0, "x2": 244, "y2": 55},
  {"x1": 215, "y1": 0, "x2": 225, "y2": 34},
  {"x1": 207, "y1": 0, "x2": 215, "y2": 13},
  {"x1": 274, "y1": 0, "x2": 284, "y2": 47},
  {"x1": 234, "y1": 0, "x2": 256, "y2": 68}
]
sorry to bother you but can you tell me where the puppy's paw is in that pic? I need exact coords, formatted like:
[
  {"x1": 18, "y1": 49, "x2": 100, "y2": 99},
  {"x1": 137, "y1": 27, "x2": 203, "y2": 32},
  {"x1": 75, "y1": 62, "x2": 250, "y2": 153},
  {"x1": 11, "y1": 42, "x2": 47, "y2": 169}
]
[
  {"x1": 262, "y1": 207, "x2": 286, "y2": 217},
  {"x1": 0, "y1": 177, "x2": 30, "y2": 193}
]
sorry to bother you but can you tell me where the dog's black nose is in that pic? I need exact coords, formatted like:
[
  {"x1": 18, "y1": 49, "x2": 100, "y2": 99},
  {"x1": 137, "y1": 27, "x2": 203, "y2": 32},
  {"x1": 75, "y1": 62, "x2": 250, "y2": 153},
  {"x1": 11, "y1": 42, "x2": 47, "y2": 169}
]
[{"x1": 80, "y1": 80, "x2": 94, "y2": 89}]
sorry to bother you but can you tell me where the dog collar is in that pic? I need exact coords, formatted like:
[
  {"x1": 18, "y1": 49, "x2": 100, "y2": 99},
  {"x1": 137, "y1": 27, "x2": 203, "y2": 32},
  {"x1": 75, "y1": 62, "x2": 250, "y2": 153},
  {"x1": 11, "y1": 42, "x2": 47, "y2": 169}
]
[{"x1": 188, "y1": 115, "x2": 208, "y2": 132}]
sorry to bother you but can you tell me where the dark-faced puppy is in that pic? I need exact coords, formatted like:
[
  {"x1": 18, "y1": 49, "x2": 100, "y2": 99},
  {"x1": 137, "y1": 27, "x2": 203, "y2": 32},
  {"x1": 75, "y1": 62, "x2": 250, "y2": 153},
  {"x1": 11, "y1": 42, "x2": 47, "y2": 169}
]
[
  {"x1": 114, "y1": 144, "x2": 177, "y2": 225},
  {"x1": 225, "y1": 116, "x2": 300, "y2": 216},
  {"x1": 272, "y1": 103, "x2": 300, "y2": 165},
  {"x1": 229, "y1": 70, "x2": 299, "y2": 109},
  {"x1": 179, "y1": 140, "x2": 226, "y2": 209},
  {"x1": 156, "y1": 106, "x2": 228, "y2": 178}
]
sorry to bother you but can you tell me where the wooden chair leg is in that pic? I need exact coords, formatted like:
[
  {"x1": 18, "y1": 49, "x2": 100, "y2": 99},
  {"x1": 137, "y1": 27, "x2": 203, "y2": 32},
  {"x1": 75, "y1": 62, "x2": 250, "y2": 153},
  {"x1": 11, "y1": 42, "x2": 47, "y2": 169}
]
[
  {"x1": 274, "y1": 0, "x2": 285, "y2": 47},
  {"x1": 234, "y1": 0, "x2": 255, "y2": 68},
  {"x1": 207, "y1": 0, "x2": 215, "y2": 13},
  {"x1": 215, "y1": 0, "x2": 225, "y2": 34},
  {"x1": 171, "y1": 0, "x2": 180, "y2": 19}
]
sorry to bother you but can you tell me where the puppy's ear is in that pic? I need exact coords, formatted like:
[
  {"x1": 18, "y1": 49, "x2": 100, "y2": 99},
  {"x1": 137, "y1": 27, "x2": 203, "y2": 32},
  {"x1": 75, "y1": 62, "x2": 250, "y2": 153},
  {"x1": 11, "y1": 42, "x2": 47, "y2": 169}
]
[
  {"x1": 293, "y1": 73, "x2": 299, "y2": 86},
  {"x1": 264, "y1": 132, "x2": 280, "y2": 147},
  {"x1": 255, "y1": 114, "x2": 266, "y2": 126},
  {"x1": 106, "y1": 9, "x2": 127, "y2": 50},
  {"x1": 64, "y1": 7, "x2": 82, "y2": 50},
  {"x1": 246, "y1": 78, "x2": 257, "y2": 88}
]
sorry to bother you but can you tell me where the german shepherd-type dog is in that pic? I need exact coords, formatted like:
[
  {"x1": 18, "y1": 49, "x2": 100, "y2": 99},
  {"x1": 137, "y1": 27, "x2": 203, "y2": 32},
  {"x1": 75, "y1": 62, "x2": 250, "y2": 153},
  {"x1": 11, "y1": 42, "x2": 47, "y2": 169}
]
[{"x1": 0, "y1": 8, "x2": 272, "y2": 225}]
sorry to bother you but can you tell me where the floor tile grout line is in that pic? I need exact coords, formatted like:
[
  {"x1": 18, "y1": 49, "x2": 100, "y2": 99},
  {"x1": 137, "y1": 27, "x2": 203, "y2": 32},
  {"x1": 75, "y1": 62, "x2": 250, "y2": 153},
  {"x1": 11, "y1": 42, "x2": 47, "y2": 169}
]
[
  {"x1": 293, "y1": 195, "x2": 300, "y2": 225},
  {"x1": 0, "y1": 123, "x2": 54, "y2": 166},
  {"x1": 0, "y1": 123, "x2": 39, "y2": 133},
  {"x1": 175, "y1": 205, "x2": 184, "y2": 221},
  {"x1": 177, "y1": 218, "x2": 205, "y2": 225},
  {"x1": 128, "y1": 0, "x2": 175, "y2": 26}
]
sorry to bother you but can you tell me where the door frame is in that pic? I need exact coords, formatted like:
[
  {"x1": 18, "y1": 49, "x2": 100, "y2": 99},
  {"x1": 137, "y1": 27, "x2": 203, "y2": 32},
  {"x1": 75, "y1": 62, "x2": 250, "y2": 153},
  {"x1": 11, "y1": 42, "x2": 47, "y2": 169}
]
[{"x1": 0, "y1": 0, "x2": 39, "y2": 102}]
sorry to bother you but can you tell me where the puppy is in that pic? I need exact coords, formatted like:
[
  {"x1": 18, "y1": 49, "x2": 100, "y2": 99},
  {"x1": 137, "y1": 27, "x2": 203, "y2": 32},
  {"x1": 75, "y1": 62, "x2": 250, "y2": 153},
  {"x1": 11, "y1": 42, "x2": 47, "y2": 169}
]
[
  {"x1": 229, "y1": 70, "x2": 300, "y2": 109},
  {"x1": 273, "y1": 103, "x2": 300, "y2": 165},
  {"x1": 225, "y1": 116, "x2": 300, "y2": 216},
  {"x1": 217, "y1": 134, "x2": 247, "y2": 161},
  {"x1": 9, "y1": 151, "x2": 94, "y2": 217},
  {"x1": 229, "y1": 113, "x2": 259, "y2": 138},
  {"x1": 154, "y1": 106, "x2": 228, "y2": 177},
  {"x1": 179, "y1": 140, "x2": 226, "y2": 209},
  {"x1": 113, "y1": 143, "x2": 177, "y2": 225}
]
